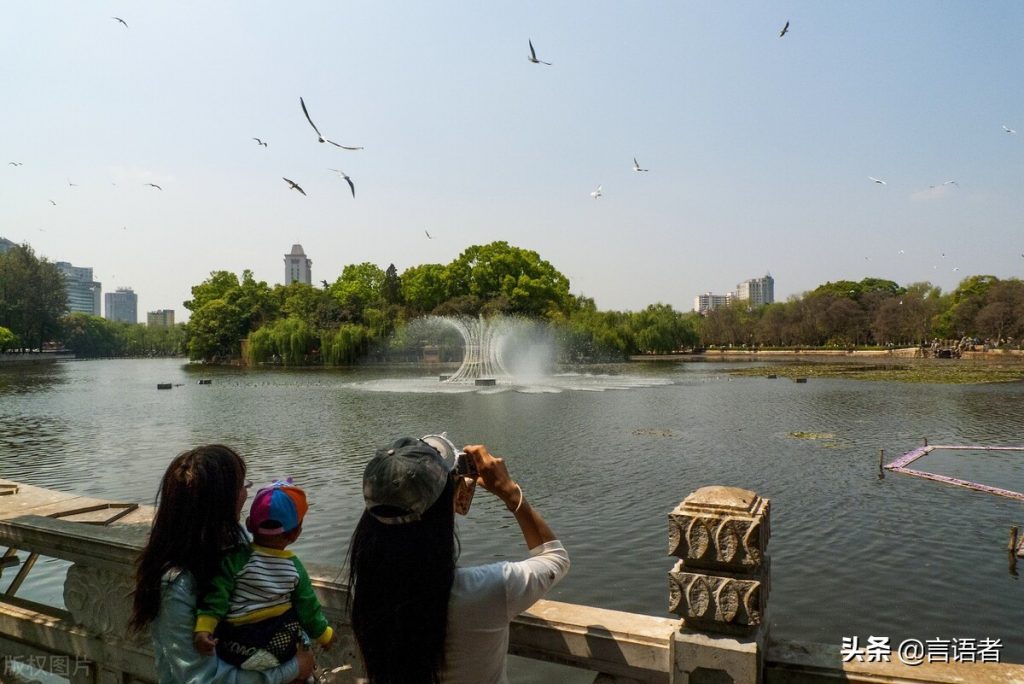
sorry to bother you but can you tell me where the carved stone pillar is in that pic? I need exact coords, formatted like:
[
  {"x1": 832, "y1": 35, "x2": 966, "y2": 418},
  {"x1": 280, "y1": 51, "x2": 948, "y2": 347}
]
[{"x1": 667, "y1": 486, "x2": 770, "y2": 684}]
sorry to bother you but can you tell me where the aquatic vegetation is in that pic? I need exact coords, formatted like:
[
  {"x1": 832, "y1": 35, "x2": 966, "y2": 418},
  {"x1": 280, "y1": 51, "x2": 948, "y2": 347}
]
[{"x1": 730, "y1": 360, "x2": 1024, "y2": 384}]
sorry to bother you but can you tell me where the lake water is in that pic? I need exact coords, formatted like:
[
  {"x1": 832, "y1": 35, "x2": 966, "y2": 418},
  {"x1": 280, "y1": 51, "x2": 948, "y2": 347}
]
[{"x1": 2, "y1": 358, "x2": 1023, "y2": 668}]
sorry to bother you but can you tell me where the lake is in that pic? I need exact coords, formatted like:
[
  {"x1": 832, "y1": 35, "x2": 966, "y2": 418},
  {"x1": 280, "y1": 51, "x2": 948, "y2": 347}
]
[{"x1": 1, "y1": 357, "x2": 1022, "y2": 669}]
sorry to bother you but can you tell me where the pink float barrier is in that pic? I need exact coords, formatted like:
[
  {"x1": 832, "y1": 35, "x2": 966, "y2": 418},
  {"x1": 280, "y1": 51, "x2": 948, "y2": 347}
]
[{"x1": 884, "y1": 444, "x2": 1024, "y2": 502}]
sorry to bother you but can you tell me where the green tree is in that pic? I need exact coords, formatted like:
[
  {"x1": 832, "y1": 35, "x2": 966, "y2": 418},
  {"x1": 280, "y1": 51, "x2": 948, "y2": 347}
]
[
  {"x1": 631, "y1": 304, "x2": 699, "y2": 353},
  {"x1": 443, "y1": 242, "x2": 571, "y2": 318},
  {"x1": 0, "y1": 326, "x2": 17, "y2": 351},
  {"x1": 400, "y1": 263, "x2": 447, "y2": 313},
  {"x1": 0, "y1": 244, "x2": 67, "y2": 349},
  {"x1": 330, "y1": 263, "x2": 386, "y2": 321},
  {"x1": 382, "y1": 264, "x2": 403, "y2": 306},
  {"x1": 61, "y1": 313, "x2": 120, "y2": 357}
]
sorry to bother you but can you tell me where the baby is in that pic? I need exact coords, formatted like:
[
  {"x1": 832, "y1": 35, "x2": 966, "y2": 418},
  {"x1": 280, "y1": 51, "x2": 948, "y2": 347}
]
[{"x1": 194, "y1": 478, "x2": 334, "y2": 670}]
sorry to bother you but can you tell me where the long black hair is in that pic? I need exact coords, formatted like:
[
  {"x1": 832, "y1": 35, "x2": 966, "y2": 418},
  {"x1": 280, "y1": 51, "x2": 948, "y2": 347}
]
[
  {"x1": 130, "y1": 444, "x2": 248, "y2": 632},
  {"x1": 347, "y1": 477, "x2": 457, "y2": 683}
]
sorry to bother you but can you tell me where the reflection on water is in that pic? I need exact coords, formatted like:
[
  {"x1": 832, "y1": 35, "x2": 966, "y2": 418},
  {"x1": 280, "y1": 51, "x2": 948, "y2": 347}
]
[{"x1": 1, "y1": 359, "x2": 1023, "y2": 661}]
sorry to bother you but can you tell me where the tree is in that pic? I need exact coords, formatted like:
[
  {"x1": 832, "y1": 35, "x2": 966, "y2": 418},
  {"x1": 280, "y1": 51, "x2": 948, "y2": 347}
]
[
  {"x1": 61, "y1": 313, "x2": 120, "y2": 357},
  {"x1": 400, "y1": 263, "x2": 447, "y2": 314},
  {"x1": 184, "y1": 270, "x2": 277, "y2": 361},
  {"x1": 186, "y1": 298, "x2": 245, "y2": 361},
  {"x1": 443, "y1": 242, "x2": 571, "y2": 318},
  {"x1": 0, "y1": 326, "x2": 16, "y2": 351},
  {"x1": 330, "y1": 263, "x2": 386, "y2": 321},
  {"x1": 0, "y1": 243, "x2": 67, "y2": 349},
  {"x1": 382, "y1": 264, "x2": 403, "y2": 306},
  {"x1": 631, "y1": 304, "x2": 699, "y2": 353}
]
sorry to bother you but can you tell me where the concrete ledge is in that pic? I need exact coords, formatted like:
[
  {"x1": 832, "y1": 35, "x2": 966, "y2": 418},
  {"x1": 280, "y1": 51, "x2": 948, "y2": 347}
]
[
  {"x1": 766, "y1": 639, "x2": 1024, "y2": 684},
  {"x1": 512, "y1": 600, "x2": 677, "y2": 682}
]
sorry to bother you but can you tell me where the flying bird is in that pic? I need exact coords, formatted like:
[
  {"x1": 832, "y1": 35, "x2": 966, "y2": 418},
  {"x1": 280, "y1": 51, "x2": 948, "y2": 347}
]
[
  {"x1": 425, "y1": 229, "x2": 433, "y2": 239},
  {"x1": 283, "y1": 177, "x2": 306, "y2": 195},
  {"x1": 68, "y1": 179, "x2": 78, "y2": 187},
  {"x1": 299, "y1": 97, "x2": 363, "y2": 150},
  {"x1": 328, "y1": 169, "x2": 355, "y2": 198},
  {"x1": 943, "y1": 180, "x2": 959, "y2": 188},
  {"x1": 632, "y1": 157, "x2": 648, "y2": 172},
  {"x1": 49, "y1": 200, "x2": 56, "y2": 206},
  {"x1": 145, "y1": 183, "x2": 163, "y2": 190},
  {"x1": 8, "y1": 161, "x2": 22, "y2": 166},
  {"x1": 112, "y1": 17, "x2": 128, "y2": 28},
  {"x1": 1003, "y1": 125, "x2": 1017, "y2": 134},
  {"x1": 868, "y1": 176, "x2": 887, "y2": 185},
  {"x1": 252, "y1": 137, "x2": 268, "y2": 147},
  {"x1": 321, "y1": 280, "x2": 330, "y2": 289},
  {"x1": 779, "y1": 21, "x2": 789, "y2": 37},
  {"x1": 528, "y1": 39, "x2": 552, "y2": 66},
  {"x1": 591, "y1": 185, "x2": 603, "y2": 199}
]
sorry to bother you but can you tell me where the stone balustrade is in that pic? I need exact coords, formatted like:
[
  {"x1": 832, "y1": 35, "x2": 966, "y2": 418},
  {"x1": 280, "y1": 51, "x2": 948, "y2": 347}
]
[{"x1": 0, "y1": 479, "x2": 1021, "y2": 684}]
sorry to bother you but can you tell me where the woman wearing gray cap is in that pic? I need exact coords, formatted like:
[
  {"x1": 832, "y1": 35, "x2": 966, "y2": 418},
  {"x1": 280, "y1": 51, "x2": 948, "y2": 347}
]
[{"x1": 347, "y1": 437, "x2": 569, "y2": 683}]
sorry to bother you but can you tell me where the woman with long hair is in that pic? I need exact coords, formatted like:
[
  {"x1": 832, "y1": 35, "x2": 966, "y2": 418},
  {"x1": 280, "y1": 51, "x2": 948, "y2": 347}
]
[
  {"x1": 348, "y1": 437, "x2": 570, "y2": 683},
  {"x1": 131, "y1": 444, "x2": 315, "y2": 683}
]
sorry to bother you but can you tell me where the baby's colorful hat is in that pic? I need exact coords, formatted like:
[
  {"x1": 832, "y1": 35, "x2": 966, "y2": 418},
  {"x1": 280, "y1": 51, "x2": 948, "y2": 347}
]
[{"x1": 247, "y1": 478, "x2": 308, "y2": 535}]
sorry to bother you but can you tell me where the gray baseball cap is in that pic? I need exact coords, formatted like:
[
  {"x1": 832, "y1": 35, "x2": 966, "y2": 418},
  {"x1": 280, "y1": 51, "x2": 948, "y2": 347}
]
[{"x1": 363, "y1": 436, "x2": 452, "y2": 524}]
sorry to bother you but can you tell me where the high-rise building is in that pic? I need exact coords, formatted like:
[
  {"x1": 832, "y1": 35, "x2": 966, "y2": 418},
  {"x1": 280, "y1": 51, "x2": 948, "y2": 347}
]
[
  {"x1": 735, "y1": 274, "x2": 775, "y2": 307},
  {"x1": 105, "y1": 287, "x2": 138, "y2": 324},
  {"x1": 0, "y1": 236, "x2": 15, "y2": 255},
  {"x1": 147, "y1": 309, "x2": 175, "y2": 328},
  {"x1": 56, "y1": 261, "x2": 102, "y2": 316},
  {"x1": 693, "y1": 292, "x2": 734, "y2": 314},
  {"x1": 284, "y1": 244, "x2": 312, "y2": 285}
]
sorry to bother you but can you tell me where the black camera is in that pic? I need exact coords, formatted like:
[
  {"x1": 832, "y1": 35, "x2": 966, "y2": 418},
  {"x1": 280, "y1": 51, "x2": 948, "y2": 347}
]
[{"x1": 454, "y1": 451, "x2": 478, "y2": 478}]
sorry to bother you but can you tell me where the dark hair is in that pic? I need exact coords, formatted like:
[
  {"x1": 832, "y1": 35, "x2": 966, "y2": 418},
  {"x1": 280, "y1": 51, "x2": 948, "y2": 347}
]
[
  {"x1": 130, "y1": 444, "x2": 248, "y2": 631},
  {"x1": 347, "y1": 477, "x2": 457, "y2": 683}
]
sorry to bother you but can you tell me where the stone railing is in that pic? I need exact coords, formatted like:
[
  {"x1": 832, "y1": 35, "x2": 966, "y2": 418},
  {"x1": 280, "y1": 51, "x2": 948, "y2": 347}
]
[{"x1": 0, "y1": 481, "x2": 1021, "y2": 683}]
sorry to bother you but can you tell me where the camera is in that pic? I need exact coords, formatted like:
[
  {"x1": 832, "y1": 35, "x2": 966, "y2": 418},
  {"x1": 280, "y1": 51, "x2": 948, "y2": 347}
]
[{"x1": 421, "y1": 432, "x2": 477, "y2": 478}]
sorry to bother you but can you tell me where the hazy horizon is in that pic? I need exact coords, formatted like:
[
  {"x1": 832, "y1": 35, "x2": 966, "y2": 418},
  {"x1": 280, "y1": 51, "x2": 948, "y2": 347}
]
[{"x1": 3, "y1": 2, "x2": 1022, "y2": 322}]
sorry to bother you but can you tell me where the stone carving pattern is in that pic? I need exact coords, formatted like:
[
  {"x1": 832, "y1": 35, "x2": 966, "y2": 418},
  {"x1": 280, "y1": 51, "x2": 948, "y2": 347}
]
[
  {"x1": 669, "y1": 514, "x2": 767, "y2": 570},
  {"x1": 64, "y1": 563, "x2": 139, "y2": 642},
  {"x1": 668, "y1": 570, "x2": 763, "y2": 628}
]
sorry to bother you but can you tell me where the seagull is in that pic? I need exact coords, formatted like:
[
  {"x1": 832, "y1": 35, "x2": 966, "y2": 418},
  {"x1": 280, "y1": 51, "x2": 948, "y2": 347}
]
[
  {"x1": 145, "y1": 183, "x2": 163, "y2": 190},
  {"x1": 8, "y1": 161, "x2": 22, "y2": 166},
  {"x1": 868, "y1": 176, "x2": 887, "y2": 185},
  {"x1": 943, "y1": 180, "x2": 959, "y2": 188},
  {"x1": 300, "y1": 97, "x2": 363, "y2": 150},
  {"x1": 591, "y1": 185, "x2": 602, "y2": 199},
  {"x1": 898, "y1": 249, "x2": 905, "y2": 255},
  {"x1": 952, "y1": 267, "x2": 960, "y2": 272},
  {"x1": 779, "y1": 21, "x2": 789, "y2": 37},
  {"x1": 632, "y1": 157, "x2": 648, "y2": 172},
  {"x1": 252, "y1": 137, "x2": 268, "y2": 147},
  {"x1": 49, "y1": 200, "x2": 56, "y2": 206},
  {"x1": 1003, "y1": 125, "x2": 1016, "y2": 134},
  {"x1": 112, "y1": 17, "x2": 128, "y2": 28},
  {"x1": 425, "y1": 229, "x2": 433, "y2": 239},
  {"x1": 528, "y1": 39, "x2": 552, "y2": 66},
  {"x1": 328, "y1": 169, "x2": 355, "y2": 198},
  {"x1": 321, "y1": 280, "x2": 330, "y2": 289},
  {"x1": 68, "y1": 179, "x2": 78, "y2": 187},
  {"x1": 283, "y1": 177, "x2": 306, "y2": 195}
]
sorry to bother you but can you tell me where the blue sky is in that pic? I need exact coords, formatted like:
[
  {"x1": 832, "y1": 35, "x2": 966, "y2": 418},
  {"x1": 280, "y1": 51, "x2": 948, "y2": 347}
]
[{"x1": 2, "y1": 2, "x2": 1023, "y2": 320}]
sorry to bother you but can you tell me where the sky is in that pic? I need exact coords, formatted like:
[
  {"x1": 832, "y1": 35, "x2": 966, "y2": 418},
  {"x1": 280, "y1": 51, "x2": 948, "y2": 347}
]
[{"x1": 2, "y1": 2, "x2": 1023, "y2": 321}]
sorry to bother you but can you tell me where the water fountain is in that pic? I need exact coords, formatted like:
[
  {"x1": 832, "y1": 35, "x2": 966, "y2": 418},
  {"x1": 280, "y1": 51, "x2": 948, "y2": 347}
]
[
  {"x1": 354, "y1": 314, "x2": 672, "y2": 394},
  {"x1": 434, "y1": 315, "x2": 516, "y2": 385}
]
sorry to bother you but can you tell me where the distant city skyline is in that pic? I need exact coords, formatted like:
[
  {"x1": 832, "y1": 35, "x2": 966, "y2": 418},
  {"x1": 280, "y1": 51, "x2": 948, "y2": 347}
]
[{"x1": 2, "y1": 3, "x2": 1022, "y2": 322}]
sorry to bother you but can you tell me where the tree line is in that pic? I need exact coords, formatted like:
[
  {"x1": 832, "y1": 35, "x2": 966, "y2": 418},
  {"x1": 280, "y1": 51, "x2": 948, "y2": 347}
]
[
  {"x1": 0, "y1": 244, "x2": 185, "y2": 356},
  {"x1": 2, "y1": 240, "x2": 1021, "y2": 362},
  {"x1": 700, "y1": 276, "x2": 1024, "y2": 348}
]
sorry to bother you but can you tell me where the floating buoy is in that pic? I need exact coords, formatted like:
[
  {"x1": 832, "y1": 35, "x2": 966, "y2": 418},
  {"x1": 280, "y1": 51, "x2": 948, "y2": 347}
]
[
  {"x1": 439, "y1": 375, "x2": 450, "y2": 381},
  {"x1": 198, "y1": 379, "x2": 212, "y2": 385},
  {"x1": 475, "y1": 378, "x2": 497, "y2": 386},
  {"x1": 157, "y1": 383, "x2": 172, "y2": 390},
  {"x1": 794, "y1": 378, "x2": 807, "y2": 383},
  {"x1": 766, "y1": 374, "x2": 777, "y2": 379}
]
